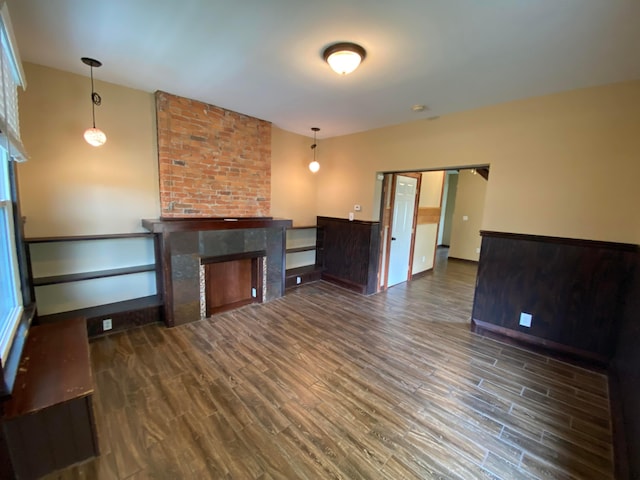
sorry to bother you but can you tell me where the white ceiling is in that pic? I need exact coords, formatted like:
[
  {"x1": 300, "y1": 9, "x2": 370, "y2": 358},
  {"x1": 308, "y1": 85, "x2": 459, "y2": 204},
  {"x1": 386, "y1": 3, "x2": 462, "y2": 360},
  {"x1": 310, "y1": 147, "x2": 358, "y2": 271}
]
[{"x1": 6, "y1": 0, "x2": 640, "y2": 139}]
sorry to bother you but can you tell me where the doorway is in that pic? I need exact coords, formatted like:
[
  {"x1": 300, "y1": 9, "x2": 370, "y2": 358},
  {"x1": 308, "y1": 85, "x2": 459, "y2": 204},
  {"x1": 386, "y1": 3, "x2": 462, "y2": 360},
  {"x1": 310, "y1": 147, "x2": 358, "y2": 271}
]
[
  {"x1": 387, "y1": 174, "x2": 420, "y2": 286},
  {"x1": 377, "y1": 166, "x2": 489, "y2": 292}
]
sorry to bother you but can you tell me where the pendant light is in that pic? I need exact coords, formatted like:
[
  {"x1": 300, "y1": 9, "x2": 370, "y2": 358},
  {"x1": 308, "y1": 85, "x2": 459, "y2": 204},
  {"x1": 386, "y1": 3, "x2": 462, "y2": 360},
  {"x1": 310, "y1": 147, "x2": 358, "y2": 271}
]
[
  {"x1": 81, "y1": 57, "x2": 107, "y2": 147},
  {"x1": 309, "y1": 127, "x2": 320, "y2": 173}
]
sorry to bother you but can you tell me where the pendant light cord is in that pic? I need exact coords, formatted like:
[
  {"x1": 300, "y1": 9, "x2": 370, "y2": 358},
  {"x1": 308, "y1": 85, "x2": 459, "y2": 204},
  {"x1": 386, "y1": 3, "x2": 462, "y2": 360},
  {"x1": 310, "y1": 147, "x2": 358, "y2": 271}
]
[
  {"x1": 89, "y1": 66, "x2": 102, "y2": 128},
  {"x1": 311, "y1": 127, "x2": 319, "y2": 159}
]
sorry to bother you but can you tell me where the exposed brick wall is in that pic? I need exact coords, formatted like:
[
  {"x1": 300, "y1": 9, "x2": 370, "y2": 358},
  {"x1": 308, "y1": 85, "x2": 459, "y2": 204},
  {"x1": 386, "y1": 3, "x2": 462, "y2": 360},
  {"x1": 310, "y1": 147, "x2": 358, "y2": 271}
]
[{"x1": 156, "y1": 91, "x2": 271, "y2": 217}]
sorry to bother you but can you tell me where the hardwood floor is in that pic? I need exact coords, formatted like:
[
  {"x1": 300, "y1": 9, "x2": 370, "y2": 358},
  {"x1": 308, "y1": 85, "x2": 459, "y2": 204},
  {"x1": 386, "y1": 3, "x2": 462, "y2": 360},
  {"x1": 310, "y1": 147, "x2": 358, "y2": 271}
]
[{"x1": 44, "y1": 254, "x2": 613, "y2": 479}]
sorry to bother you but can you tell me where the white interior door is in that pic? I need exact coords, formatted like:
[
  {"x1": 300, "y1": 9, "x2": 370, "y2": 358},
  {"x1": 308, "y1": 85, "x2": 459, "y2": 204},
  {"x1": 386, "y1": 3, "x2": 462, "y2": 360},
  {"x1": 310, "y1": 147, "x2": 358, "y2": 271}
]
[{"x1": 387, "y1": 175, "x2": 418, "y2": 287}]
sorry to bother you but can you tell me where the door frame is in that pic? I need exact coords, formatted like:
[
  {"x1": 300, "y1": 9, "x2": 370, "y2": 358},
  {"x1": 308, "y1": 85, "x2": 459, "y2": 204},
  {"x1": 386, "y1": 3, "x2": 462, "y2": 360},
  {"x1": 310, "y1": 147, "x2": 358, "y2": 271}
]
[{"x1": 381, "y1": 172, "x2": 422, "y2": 291}]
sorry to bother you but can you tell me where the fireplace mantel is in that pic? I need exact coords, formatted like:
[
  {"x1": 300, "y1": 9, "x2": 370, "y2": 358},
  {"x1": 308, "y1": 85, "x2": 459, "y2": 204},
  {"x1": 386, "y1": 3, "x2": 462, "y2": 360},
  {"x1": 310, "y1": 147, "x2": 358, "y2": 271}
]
[
  {"x1": 142, "y1": 216, "x2": 291, "y2": 326},
  {"x1": 142, "y1": 217, "x2": 291, "y2": 233}
]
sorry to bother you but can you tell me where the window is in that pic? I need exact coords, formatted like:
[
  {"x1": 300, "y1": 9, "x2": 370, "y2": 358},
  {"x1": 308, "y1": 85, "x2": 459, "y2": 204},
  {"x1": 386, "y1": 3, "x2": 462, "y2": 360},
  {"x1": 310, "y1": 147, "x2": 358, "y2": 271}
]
[
  {"x1": 0, "y1": 2, "x2": 27, "y2": 395},
  {"x1": 0, "y1": 145, "x2": 21, "y2": 365}
]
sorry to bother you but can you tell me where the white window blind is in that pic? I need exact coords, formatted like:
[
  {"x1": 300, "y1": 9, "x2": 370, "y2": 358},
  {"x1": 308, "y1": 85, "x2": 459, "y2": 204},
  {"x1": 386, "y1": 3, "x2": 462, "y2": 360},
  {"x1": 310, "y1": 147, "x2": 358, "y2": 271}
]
[{"x1": 0, "y1": 2, "x2": 25, "y2": 161}]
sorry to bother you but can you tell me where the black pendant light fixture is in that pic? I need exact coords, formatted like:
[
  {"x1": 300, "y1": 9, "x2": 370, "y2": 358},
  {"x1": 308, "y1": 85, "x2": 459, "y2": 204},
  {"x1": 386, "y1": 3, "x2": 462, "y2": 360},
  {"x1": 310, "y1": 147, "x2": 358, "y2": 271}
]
[
  {"x1": 309, "y1": 127, "x2": 320, "y2": 173},
  {"x1": 81, "y1": 57, "x2": 106, "y2": 147}
]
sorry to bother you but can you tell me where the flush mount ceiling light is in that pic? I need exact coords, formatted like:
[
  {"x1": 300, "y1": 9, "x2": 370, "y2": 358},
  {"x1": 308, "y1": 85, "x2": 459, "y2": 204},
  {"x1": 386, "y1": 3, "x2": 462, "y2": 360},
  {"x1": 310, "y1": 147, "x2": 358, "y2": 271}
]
[
  {"x1": 309, "y1": 127, "x2": 320, "y2": 173},
  {"x1": 323, "y1": 42, "x2": 366, "y2": 75},
  {"x1": 81, "y1": 57, "x2": 106, "y2": 147}
]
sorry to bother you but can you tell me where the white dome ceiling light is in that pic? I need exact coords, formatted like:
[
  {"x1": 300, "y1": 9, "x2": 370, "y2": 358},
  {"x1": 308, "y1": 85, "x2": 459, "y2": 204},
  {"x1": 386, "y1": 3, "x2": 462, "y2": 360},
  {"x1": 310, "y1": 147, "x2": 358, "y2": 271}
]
[{"x1": 323, "y1": 42, "x2": 366, "y2": 75}]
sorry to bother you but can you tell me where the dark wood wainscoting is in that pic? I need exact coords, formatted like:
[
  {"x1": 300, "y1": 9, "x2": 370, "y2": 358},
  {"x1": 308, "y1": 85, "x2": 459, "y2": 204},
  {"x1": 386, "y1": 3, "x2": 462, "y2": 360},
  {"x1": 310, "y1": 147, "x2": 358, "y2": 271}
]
[
  {"x1": 472, "y1": 231, "x2": 637, "y2": 366},
  {"x1": 610, "y1": 257, "x2": 640, "y2": 479},
  {"x1": 316, "y1": 216, "x2": 380, "y2": 295}
]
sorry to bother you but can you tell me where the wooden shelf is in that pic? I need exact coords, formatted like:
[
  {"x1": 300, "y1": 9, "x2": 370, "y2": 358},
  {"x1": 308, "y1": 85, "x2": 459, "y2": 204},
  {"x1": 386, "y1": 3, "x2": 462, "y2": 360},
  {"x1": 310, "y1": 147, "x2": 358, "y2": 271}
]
[
  {"x1": 287, "y1": 225, "x2": 318, "y2": 230},
  {"x1": 26, "y1": 233, "x2": 154, "y2": 243},
  {"x1": 286, "y1": 264, "x2": 322, "y2": 276},
  {"x1": 33, "y1": 264, "x2": 156, "y2": 286},
  {"x1": 36, "y1": 294, "x2": 163, "y2": 324},
  {"x1": 285, "y1": 264, "x2": 323, "y2": 289},
  {"x1": 285, "y1": 246, "x2": 316, "y2": 254}
]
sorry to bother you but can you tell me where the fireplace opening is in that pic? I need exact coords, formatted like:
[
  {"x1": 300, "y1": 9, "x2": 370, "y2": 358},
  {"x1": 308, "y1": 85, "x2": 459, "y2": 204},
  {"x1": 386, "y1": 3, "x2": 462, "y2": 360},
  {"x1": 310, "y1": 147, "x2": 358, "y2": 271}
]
[{"x1": 202, "y1": 251, "x2": 265, "y2": 316}]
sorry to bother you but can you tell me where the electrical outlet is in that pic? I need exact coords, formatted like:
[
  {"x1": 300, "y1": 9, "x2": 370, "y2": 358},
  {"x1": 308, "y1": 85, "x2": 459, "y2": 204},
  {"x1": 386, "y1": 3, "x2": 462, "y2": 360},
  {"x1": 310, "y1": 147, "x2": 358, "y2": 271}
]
[
  {"x1": 476, "y1": 247, "x2": 480, "y2": 254},
  {"x1": 354, "y1": 204, "x2": 361, "y2": 212},
  {"x1": 519, "y1": 312, "x2": 532, "y2": 328},
  {"x1": 296, "y1": 276, "x2": 301, "y2": 285},
  {"x1": 422, "y1": 256, "x2": 426, "y2": 262},
  {"x1": 251, "y1": 287, "x2": 257, "y2": 298},
  {"x1": 348, "y1": 212, "x2": 354, "y2": 221},
  {"x1": 103, "y1": 318, "x2": 113, "y2": 331}
]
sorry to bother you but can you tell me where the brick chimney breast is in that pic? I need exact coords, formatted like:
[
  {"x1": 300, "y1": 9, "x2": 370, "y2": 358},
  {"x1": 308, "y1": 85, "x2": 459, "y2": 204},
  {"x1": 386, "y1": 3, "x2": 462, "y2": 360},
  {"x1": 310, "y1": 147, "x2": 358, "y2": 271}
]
[{"x1": 155, "y1": 91, "x2": 271, "y2": 217}]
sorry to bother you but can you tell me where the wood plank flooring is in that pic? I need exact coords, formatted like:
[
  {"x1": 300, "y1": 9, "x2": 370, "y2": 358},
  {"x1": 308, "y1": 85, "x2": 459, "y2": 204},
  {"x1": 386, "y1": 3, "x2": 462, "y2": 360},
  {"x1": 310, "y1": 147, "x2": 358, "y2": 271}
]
[{"x1": 44, "y1": 254, "x2": 613, "y2": 479}]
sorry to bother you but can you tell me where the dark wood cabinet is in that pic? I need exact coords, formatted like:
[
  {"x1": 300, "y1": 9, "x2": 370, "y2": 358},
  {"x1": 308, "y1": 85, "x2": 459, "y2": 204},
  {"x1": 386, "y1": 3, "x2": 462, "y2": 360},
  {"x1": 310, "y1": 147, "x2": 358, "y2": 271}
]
[
  {"x1": 1, "y1": 318, "x2": 98, "y2": 479},
  {"x1": 317, "y1": 216, "x2": 380, "y2": 295}
]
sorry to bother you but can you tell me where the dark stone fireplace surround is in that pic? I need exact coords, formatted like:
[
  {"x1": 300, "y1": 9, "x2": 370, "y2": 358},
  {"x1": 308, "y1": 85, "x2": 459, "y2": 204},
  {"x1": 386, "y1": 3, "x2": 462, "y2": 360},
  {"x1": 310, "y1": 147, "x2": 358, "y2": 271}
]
[{"x1": 142, "y1": 217, "x2": 292, "y2": 326}]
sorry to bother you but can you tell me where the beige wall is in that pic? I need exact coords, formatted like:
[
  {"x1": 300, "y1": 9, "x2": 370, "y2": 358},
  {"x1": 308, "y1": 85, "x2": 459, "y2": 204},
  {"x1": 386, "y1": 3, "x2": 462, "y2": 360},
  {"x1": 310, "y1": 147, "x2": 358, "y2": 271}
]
[
  {"x1": 318, "y1": 142, "x2": 381, "y2": 222},
  {"x1": 271, "y1": 127, "x2": 318, "y2": 226},
  {"x1": 318, "y1": 81, "x2": 640, "y2": 245},
  {"x1": 17, "y1": 63, "x2": 159, "y2": 237},
  {"x1": 17, "y1": 64, "x2": 640, "y2": 249},
  {"x1": 449, "y1": 170, "x2": 487, "y2": 261},
  {"x1": 418, "y1": 171, "x2": 444, "y2": 207},
  {"x1": 439, "y1": 172, "x2": 458, "y2": 246},
  {"x1": 412, "y1": 171, "x2": 444, "y2": 274}
]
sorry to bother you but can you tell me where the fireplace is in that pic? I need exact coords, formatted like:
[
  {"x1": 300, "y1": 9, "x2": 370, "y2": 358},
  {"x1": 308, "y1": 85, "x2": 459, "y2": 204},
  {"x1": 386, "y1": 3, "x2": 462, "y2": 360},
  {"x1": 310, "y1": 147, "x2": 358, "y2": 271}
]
[
  {"x1": 142, "y1": 217, "x2": 291, "y2": 326},
  {"x1": 200, "y1": 251, "x2": 265, "y2": 316}
]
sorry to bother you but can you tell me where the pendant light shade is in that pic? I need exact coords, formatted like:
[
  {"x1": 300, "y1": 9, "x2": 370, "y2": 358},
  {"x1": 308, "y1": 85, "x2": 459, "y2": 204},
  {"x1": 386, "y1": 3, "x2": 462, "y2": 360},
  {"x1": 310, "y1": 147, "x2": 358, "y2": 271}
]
[
  {"x1": 309, "y1": 160, "x2": 320, "y2": 173},
  {"x1": 309, "y1": 127, "x2": 320, "y2": 173},
  {"x1": 323, "y1": 42, "x2": 366, "y2": 75},
  {"x1": 83, "y1": 127, "x2": 107, "y2": 147},
  {"x1": 81, "y1": 57, "x2": 106, "y2": 147}
]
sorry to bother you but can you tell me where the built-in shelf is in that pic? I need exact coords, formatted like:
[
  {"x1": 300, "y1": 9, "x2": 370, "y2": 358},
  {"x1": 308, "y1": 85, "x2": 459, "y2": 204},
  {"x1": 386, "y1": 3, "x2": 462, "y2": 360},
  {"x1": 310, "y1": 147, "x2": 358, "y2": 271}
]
[
  {"x1": 285, "y1": 265, "x2": 323, "y2": 290},
  {"x1": 285, "y1": 224, "x2": 323, "y2": 290},
  {"x1": 32, "y1": 264, "x2": 156, "y2": 286},
  {"x1": 36, "y1": 294, "x2": 163, "y2": 325},
  {"x1": 26, "y1": 233, "x2": 162, "y2": 336},
  {"x1": 49, "y1": 298, "x2": 162, "y2": 338}
]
